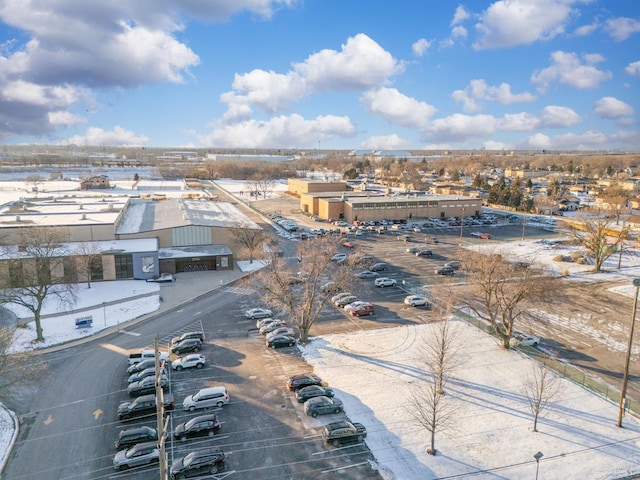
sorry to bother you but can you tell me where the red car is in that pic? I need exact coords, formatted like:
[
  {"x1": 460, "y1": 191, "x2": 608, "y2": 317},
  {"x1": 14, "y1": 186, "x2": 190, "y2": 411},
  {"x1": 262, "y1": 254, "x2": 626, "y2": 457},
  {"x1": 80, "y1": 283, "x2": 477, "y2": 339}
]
[
  {"x1": 479, "y1": 233, "x2": 492, "y2": 239},
  {"x1": 341, "y1": 241, "x2": 354, "y2": 248},
  {"x1": 350, "y1": 303, "x2": 375, "y2": 316}
]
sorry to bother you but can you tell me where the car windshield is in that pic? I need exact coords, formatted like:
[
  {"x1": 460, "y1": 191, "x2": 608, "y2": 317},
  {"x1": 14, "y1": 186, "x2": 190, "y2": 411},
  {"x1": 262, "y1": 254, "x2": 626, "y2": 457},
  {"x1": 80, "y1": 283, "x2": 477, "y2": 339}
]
[
  {"x1": 185, "y1": 416, "x2": 204, "y2": 429},
  {"x1": 182, "y1": 452, "x2": 197, "y2": 468}
]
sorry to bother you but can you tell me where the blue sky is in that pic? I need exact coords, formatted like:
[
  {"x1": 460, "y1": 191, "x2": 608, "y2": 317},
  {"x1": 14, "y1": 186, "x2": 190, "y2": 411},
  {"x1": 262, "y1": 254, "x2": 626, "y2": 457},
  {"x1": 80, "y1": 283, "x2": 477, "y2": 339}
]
[{"x1": 0, "y1": 0, "x2": 639, "y2": 151}]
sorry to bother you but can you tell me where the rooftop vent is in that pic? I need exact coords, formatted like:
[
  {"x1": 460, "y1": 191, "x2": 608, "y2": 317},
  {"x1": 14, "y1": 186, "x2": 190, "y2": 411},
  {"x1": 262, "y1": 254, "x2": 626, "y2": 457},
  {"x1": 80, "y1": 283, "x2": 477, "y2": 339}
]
[
  {"x1": 15, "y1": 215, "x2": 20, "y2": 222},
  {"x1": 22, "y1": 204, "x2": 27, "y2": 211},
  {"x1": 78, "y1": 204, "x2": 83, "y2": 210},
  {"x1": 108, "y1": 203, "x2": 113, "y2": 211},
  {"x1": 81, "y1": 213, "x2": 87, "y2": 220}
]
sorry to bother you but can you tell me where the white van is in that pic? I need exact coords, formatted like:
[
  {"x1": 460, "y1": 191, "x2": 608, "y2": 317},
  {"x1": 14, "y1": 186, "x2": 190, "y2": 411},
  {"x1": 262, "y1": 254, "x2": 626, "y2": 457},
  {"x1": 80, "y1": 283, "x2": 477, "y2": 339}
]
[
  {"x1": 183, "y1": 386, "x2": 229, "y2": 411},
  {"x1": 128, "y1": 349, "x2": 170, "y2": 366}
]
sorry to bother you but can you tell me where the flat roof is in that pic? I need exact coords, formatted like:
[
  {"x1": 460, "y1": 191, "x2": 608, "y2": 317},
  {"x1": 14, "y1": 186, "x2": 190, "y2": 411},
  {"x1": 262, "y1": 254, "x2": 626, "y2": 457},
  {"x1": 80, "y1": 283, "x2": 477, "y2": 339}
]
[
  {"x1": 116, "y1": 198, "x2": 260, "y2": 234},
  {"x1": 158, "y1": 244, "x2": 232, "y2": 259},
  {"x1": 346, "y1": 194, "x2": 481, "y2": 205},
  {"x1": 0, "y1": 237, "x2": 157, "y2": 259}
]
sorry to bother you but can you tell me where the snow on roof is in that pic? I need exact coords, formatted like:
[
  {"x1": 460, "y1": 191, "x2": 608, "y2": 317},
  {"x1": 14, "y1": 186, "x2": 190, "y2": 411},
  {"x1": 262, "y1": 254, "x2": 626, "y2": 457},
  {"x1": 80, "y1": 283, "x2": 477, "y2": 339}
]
[
  {"x1": 158, "y1": 244, "x2": 232, "y2": 259},
  {"x1": 115, "y1": 198, "x2": 260, "y2": 234},
  {"x1": 0, "y1": 238, "x2": 157, "y2": 259}
]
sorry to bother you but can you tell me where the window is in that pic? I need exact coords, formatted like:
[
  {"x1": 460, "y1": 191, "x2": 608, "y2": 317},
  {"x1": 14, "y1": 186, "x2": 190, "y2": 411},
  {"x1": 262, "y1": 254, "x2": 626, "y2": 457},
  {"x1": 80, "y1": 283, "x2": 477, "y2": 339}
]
[
  {"x1": 89, "y1": 256, "x2": 103, "y2": 281},
  {"x1": 8, "y1": 260, "x2": 24, "y2": 287},
  {"x1": 115, "y1": 254, "x2": 133, "y2": 279}
]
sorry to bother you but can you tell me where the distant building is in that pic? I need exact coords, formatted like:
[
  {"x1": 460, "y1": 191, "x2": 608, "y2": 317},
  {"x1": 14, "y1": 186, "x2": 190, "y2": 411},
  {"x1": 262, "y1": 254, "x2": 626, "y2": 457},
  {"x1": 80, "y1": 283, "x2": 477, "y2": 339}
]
[
  {"x1": 80, "y1": 175, "x2": 110, "y2": 190},
  {"x1": 287, "y1": 178, "x2": 348, "y2": 196}
]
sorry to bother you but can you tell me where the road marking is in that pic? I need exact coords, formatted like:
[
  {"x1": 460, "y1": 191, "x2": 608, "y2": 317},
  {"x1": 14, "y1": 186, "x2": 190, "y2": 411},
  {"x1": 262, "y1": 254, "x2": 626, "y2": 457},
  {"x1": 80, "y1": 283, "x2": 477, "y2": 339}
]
[
  {"x1": 43, "y1": 414, "x2": 54, "y2": 425},
  {"x1": 120, "y1": 330, "x2": 141, "y2": 337},
  {"x1": 194, "y1": 311, "x2": 201, "y2": 316},
  {"x1": 93, "y1": 409, "x2": 103, "y2": 420}
]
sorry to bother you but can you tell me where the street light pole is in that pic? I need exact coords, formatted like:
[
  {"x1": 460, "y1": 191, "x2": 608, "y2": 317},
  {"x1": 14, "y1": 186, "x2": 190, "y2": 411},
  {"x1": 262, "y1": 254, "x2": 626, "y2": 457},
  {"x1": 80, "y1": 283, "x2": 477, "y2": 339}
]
[
  {"x1": 618, "y1": 278, "x2": 640, "y2": 427},
  {"x1": 459, "y1": 208, "x2": 465, "y2": 241},
  {"x1": 534, "y1": 451, "x2": 544, "y2": 480}
]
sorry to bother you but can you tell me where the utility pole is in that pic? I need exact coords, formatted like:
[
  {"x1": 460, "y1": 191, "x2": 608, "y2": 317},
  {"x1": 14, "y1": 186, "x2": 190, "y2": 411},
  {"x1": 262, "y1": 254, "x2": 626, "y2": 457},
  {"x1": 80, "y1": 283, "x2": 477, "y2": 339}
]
[
  {"x1": 459, "y1": 208, "x2": 465, "y2": 241},
  {"x1": 618, "y1": 278, "x2": 640, "y2": 427},
  {"x1": 155, "y1": 337, "x2": 169, "y2": 479}
]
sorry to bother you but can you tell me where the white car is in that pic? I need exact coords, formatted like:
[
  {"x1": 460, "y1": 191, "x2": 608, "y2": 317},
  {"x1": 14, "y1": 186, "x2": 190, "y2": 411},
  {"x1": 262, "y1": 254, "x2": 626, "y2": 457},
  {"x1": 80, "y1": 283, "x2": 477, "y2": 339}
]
[
  {"x1": 374, "y1": 277, "x2": 397, "y2": 288},
  {"x1": 344, "y1": 301, "x2": 371, "y2": 312},
  {"x1": 331, "y1": 253, "x2": 348, "y2": 263},
  {"x1": 471, "y1": 231, "x2": 482, "y2": 237},
  {"x1": 511, "y1": 335, "x2": 541, "y2": 347},
  {"x1": 172, "y1": 354, "x2": 206, "y2": 371},
  {"x1": 146, "y1": 273, "x2": 175, "y2": 283},
  {"x1": 245, "y1": 308, "x2": 273, "y2": 319},
  {"x1": 331, "y1": 292, "x2": 352, "y2": 303},
  {"x1": 256, "y1": 317, "x2": 283, "y2": 329},
  {"x1": 355, "y1": 270, "x2": 379, "y2": 279},
  {"x1": 404, "y1": 295, "x2": 429, "y2": 307}
]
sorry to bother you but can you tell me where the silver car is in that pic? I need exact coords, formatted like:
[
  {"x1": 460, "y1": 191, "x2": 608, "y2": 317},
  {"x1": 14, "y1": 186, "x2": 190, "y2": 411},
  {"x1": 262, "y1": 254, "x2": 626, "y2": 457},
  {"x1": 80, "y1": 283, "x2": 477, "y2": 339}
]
[{"x1": 113, "y1": 441, "x2": 159, "y2": 471}]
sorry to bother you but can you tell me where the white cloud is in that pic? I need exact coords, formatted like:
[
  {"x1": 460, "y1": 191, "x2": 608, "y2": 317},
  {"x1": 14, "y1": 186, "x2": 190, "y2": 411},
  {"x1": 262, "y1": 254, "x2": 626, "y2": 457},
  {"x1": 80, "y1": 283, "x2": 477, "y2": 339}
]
[
  {"x1": 451, "y1": 79, "x2": 537, "y2": 112},
  {"x1": 293, "y1": 34, "x2": 403, "y2": 91},
  {"x1": 220, "y1": 34, "x2": 403, "y2": 117},
  {"x1": 360, "y1": 87, "x2": 437, "y2": 128},
  {"x1": 496, "y1": 112, "x2": 539, "y2": 131},
  {"x1": 483, "y1": 139, "x2": 510, "y2": 150},
  {"x1": 518, "y1": 129, "x2": 609, "y2": 150},
  {"x1": 593, "y1": 97, "x2": 634, "y2": 119},
  {"x1": 473, "y1": 0, "x2": 576, "y2": 50},
  {"x1": 48, "y1": 111, "x2": 86, "y2": 127},
  {"x1": 451, "y1": 25, "x2": 468, "y2": 39},
  {"x1": 198, "y1": 113, "x2": 356, "y2": 148},
  {"x1": 424, "y1": 113, "x2": 496, "y2": 142},
  {"x1": 538, "y1": 105, "x2": 582, "y2": 128},
  {"x1": 65, "y1": 126, "x2": 149, "y2": 146},
  {"x1": 412, "y1": 38, "x2": 432, "y2": 57},
  {"x1": 451, "y1": 5, "x2": 471, "y2": 26},
  {"x1": 220, "y1": 70, "x2": 308, "y2": 114},
  {"x1": 573, "y1": 21, "x2": 599, "y2": 37},
  {"x1": 625, "y1": 61, "x2": 640, "y2": 77},
  {"x1": 531, "y1": 51, "x2": 612, "y2": 91},
  {"x1": 360, "y1": 134, "x2": 410, "y2": 150},
  {"x1": 604, "y1": 17, "x2": 640, "y2": 42}
]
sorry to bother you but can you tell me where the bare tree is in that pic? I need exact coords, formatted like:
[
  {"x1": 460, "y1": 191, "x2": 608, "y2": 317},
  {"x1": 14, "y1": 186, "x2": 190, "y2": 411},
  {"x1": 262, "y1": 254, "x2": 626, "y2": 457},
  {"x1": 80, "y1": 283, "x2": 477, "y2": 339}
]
[
  {"x1": 0, "y1": 328, "x2": 47, "y2": 397},
  {"x1": 522, "y1": 362, "x2": 561, "y2": 432},
  {"x1": 601, "y1": 184, "x2": 630, "y2": 225},
  {"x1": 570, "y1": 216, "x2": 627, "y2": 272},
  {"x1": 0, "y1": 227, "x2": 76, "y2": 342},
  {"x1": 458, "y1": 250, "x2": 548, "y2": 349},
  {"x1": 407, "y1": 316, "x2": 461, "y2": 455},
  {"x1": 73, "y1": 241, "x2": 103, "y2": 288},
  {"x1": 229, "y1": 224, "x2": 267, "y2": 264},
  {"x1": 250, "y1": 236, "x2": 355, "y2": 342}
]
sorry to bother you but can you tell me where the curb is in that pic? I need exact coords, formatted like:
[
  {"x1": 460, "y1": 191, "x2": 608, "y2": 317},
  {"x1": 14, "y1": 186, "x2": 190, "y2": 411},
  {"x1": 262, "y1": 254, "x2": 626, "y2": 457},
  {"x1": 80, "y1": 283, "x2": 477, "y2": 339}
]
[{"x1": 0, "y1": 403, "x2": 19, "y2": 477}]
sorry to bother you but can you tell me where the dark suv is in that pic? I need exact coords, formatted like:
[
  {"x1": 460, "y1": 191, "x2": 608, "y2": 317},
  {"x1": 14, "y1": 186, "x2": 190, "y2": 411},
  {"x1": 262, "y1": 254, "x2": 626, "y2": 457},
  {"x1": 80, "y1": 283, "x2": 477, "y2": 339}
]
[
  {"x1": 171, "y1": 339, "x2": 202, "y2": 355},
  {"x1": 118, "y1": 393, "x2": 175, "y2": 420},
  {"x1": 173, "y1": 414, "x2": 221, "y2": 441},
  {"x1": 115, "y1": 426, "x2": 158, "y2": 450},
  {"x1": 170, "y1": 448, "x2": 226, "y2": 478},
  {"x1": 287, "y1": 373, "x2": 323, "y2": 391},
  {"x1": 171, "y1": 331, "x2": 205, "y2": 347},
  {"x1": 323, "y1": 420, "x2": 367, "y2": 447}
]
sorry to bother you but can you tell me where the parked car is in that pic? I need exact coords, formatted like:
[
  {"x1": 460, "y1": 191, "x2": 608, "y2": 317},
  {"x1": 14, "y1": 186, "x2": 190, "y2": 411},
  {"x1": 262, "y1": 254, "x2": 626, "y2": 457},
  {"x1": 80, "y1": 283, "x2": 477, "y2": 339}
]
[
  {"x1": 295, "y1": 385, "x2": 335, "y2": 403},
  {"x1": 171, "y1": 339, "x2": 203, "y2": 355},
  {"x1": 256, "y1": 317, "x2": 283, "y2": 329},
  {"x1": 331, "y1": 292, "x2": 352, "y2": 303},
  {"x1": 126, "y1": 358, "x2": 158, "y2": 375},
  {"x1": 113, "y1": 441, "x2": 159, "y2": 471},
  {"x1": 170, "y1": 448, "x2": 226, "y2": 478},
  {"x1": 334, "y1": 295, "x2": 358, "y2": 307},
  {"x1": 349, "y1": 303, "x2": 375, "y2": 316},
  {"x1": 118, "y1": 394, "x2": 175, "y2": 421},
  {"x1": 183, "y1": 386, "x2": 229, "y2": 411},
  {"x1": 406, "y1": 246, "x2": 421, "y2": 253},
  {"x1": 331, "y1": 253, "x2": 348, "y2": 263},
  {"x1": 344, "y1": 301, "x2": 369, "y2": 312},
  {"x1": 287, "y1": 373, "x2": 324, "y2": 391},
  {"x1": 128, "y1": 366, "x2": 165, "y2": 384},
  {"x1": 355, "y1": 270, "x2": 379, "y2": 279},
  {"x1": 369, "y1": 262, "x2": 388, "y2": 272},
  {"x1": 354, "y1": 255, "x2": 374, "y2": 265},
  {"x1": 435, "y1": 266, "x2": 455, "y2": 276},
  {"x1": 146, "y1": 273, "x2": 176, "y2": 283},
  {"x1": 416, "y1": 249, "x2": 433, "y2": 257},
  {"x1": 259, "y1": 320, "x2": 289, "y2": 335},
  {"x1": 340, "y1": 241, "x2": 354, "y2": 248},
  {"x1": 374, "y1": 277, "x2": 397, "y2": 288},
  {"x1": 304, "y1": 396, "x2": 344, "y2": 417},
  {"x1": 173, "y1": 414, "x2": 221, "y2": 441},
  {"x1": 479, "y1": 233, "x2": 492, "y2": 239},
  {"x1": 127, "y1": 374, "x2": 169, "y2": 397},
  {"x1": 266, "y1": 334, "x2": 297, "y2": 348},
  {"x1": 445, "y1": 260, "x2": 461, "y2": 270},
  {"x1": 404, "y1": 295, "x2": 430, "y2": 307},
  {"x1": 511, "y1": 334, "x2": 541, "y2": 347},
  {"x1": 172, "y1": 354, "x2": 206, "y2": 371},
  {"x1": 245, "y1": 308, "x2": 273, "y2": 319},
  {"x1": 171, "y1": 331, "x2": 204, "y2": 347},
  {"x1": 323, "y1": 420, "x2": 367, "y2": 446},
  {"x1": 265, "y1": 326, "x2": 295, "y2": 338},
  {"x1": 320, "y1": 281, "x2": 339, "y2": 293},
  {"x1": 115, "y1": 426, "x2": 159, "y2": 450},
  {"x1": 287, "y1": 276, "x2": 305, "y2": 285},
  {"x1": 128, "y1": 349, "x2": 170, "y2": 366}
]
